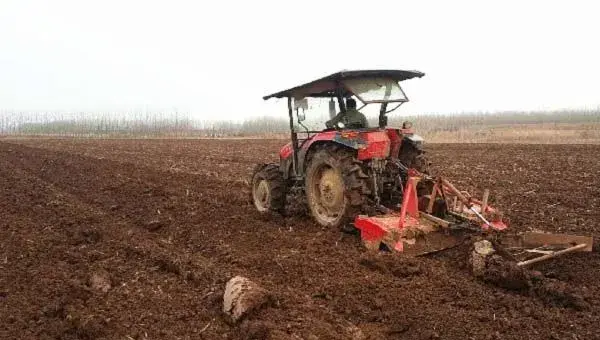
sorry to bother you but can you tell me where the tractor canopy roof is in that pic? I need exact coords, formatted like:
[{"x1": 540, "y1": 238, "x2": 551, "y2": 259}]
[{"x1": 263, "y1": 69, "x2": 425, "y2": 101}]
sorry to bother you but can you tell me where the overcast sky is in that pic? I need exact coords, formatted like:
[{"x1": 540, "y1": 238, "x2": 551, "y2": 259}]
[{"x1": 1, "y1": 0, "x2": 599, "y2": 120}]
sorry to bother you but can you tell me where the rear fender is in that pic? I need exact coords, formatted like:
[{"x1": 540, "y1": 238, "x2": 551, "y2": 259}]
[
  {"x1": 279, "y1": 155, "x2": 293, "y2": 180},
  {"x1": 279, "y1": 142, "x2": 293, "y2": 160},
  {"x1": 278, "y1": 142, "x2": 294, "y2": 179},
  {"x1": 405, "y1": 134, "x2": 425, "y2": 150},
  {"x1": 299, "y1": 130, "x2": 391, "y2": 174}
]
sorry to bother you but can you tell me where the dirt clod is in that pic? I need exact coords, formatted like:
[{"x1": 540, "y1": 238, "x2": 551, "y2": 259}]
[
  {"x1": 145, "y1": 220, "x2": 164, "y2": 231},
  {"x1": 481, "y1": 255, "x2": 532, "y2": 290},
  {"x1": 473, "y1": 250, "x2": 590, "y2": 310},
  {"x1": 223, "y1": 276, "x2": 271, "y2": 323}
]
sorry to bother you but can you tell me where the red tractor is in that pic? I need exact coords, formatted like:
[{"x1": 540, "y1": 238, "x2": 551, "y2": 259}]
[
  {"x1": 251, "y1": 69, "x2": 593, "y2": 263},
  {"x1": 251, "y1": 69, "x2": 430, "y2": 229}
]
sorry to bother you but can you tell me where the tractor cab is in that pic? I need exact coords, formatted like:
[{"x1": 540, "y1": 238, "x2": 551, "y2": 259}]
[
  {"x1": 262, "y1": 69, "x2": 427, "y2": 180},
  {"x1": 252, "y1": 69, "x2": 429, "y2": 229}
]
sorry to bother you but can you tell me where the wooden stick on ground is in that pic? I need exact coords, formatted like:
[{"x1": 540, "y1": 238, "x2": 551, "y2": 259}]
[
  {"x1": 481, "y1": 189, "x2": 489, "y2": 214},
  {"x1": 516, "y1": 243, "x2": 588, "y2": 267},
  {"x1": 421, "y1": 212, "x2": 451, "y2": 228}
]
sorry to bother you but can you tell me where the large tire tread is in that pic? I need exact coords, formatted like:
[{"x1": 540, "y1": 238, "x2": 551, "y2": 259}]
[
  {"x1": 250, "y1": 163, "x2": 286, "y2": 214},
  {"x1": 304, "y1": 144, "x2": 369, "y2": 229}
]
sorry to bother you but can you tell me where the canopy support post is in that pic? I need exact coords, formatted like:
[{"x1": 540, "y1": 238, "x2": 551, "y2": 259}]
[
  {"x1": 335, "y1": 82, "x2": 346, "y2": 113},
  {"x1": 288, "y1": 96, "x2": 299, "y2": 177}
]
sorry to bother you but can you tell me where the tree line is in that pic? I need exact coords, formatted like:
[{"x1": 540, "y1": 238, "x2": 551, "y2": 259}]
[{"x1": 0, "y1": 109, "x2": 598, "y2": 138}]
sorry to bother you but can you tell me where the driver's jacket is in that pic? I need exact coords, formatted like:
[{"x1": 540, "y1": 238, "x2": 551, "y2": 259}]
[{"x1": 326, "y1": 108, "x2": 369, "y2": 129}]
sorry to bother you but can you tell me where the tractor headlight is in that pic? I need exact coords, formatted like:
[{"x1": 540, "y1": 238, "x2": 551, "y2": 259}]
[{"x1": 337, "y1": 122, "x2": 345, "y2": 129}]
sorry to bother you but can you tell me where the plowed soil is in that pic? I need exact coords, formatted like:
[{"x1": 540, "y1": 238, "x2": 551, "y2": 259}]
[{"x1": 1, "y1": 139, "x2": 599, "y2": 340}]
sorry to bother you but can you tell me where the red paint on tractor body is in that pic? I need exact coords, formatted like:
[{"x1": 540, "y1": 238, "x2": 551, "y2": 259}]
[
  {"x1": 279, "y1": 142, "x2": 293, "y2": 160},
  {"x1": 357, "y1": 131, "x2": 390, "y2": 160},
  {"x1": 385, "y1": 129, "x2": 402, "y2": 160},
  {"x1": 307, "y1": 130, "x2": 338, "y2": 144},
  {"x1": 281, "y1": 129, "x2": 394, "y2": 164},
  {"x1": 300, "y1": 130, "x2": 340, "y2": 152},
  {"x1": 296, "y1": 129, "x2": 393, "y2": 161}
]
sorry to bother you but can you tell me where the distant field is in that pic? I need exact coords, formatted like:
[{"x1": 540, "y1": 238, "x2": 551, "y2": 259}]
[
  {"x1": 3, "y1": 122, "x2": 599, "y2": 144},
  {"x1": 1, "y1": 110, "x2": 599, "y2": 143},
  {"x1": 422, "y1": 122, "x2": 600, "y2": 144}
]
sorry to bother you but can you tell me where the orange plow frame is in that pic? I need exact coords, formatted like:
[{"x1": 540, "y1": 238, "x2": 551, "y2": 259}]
[{"x1": 354, "y1": 171, "x2": 593, "y2": 262}]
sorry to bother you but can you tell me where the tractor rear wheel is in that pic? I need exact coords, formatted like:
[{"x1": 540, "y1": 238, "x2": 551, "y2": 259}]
[
  {"x1": 305, "y1": 146, "x2": 369, "y2": 229},
  {"x1": 399, "y1": 143, "x2": 430, "y2": 174},
  {"x1": 251, "y1": 163, "x2": 286, "y2": 214}
]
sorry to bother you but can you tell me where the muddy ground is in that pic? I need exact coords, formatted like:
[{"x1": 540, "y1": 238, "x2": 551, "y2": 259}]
[{"x1": 1, "y1": 139, "x2": 599, "y2": 340}]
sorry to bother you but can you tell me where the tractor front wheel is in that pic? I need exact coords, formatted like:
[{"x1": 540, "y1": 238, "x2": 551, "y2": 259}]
[
  {"x1": 305, "y1": 146, "x2": 369, "y2": 230},
  {"x1": 251, "y1": 163, "x2": 286, "y2": 214}
]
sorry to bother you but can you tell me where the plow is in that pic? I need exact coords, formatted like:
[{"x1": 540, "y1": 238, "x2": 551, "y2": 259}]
[
  {"x1": 251, "y1": 69, "x2": 593, "y2": 271},
  {"x1": 354, "y1": 168, "x2": 593, "y2": 267}
]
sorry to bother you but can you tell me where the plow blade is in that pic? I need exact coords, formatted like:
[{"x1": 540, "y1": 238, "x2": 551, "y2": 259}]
[{"x1": 355, "y1": 213, "x2": 468, "y2": 256}]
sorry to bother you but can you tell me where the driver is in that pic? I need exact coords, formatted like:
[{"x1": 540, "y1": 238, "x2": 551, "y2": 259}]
[{"x1": 326, "y1": 98, "x2": 369, "y2": 129}]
